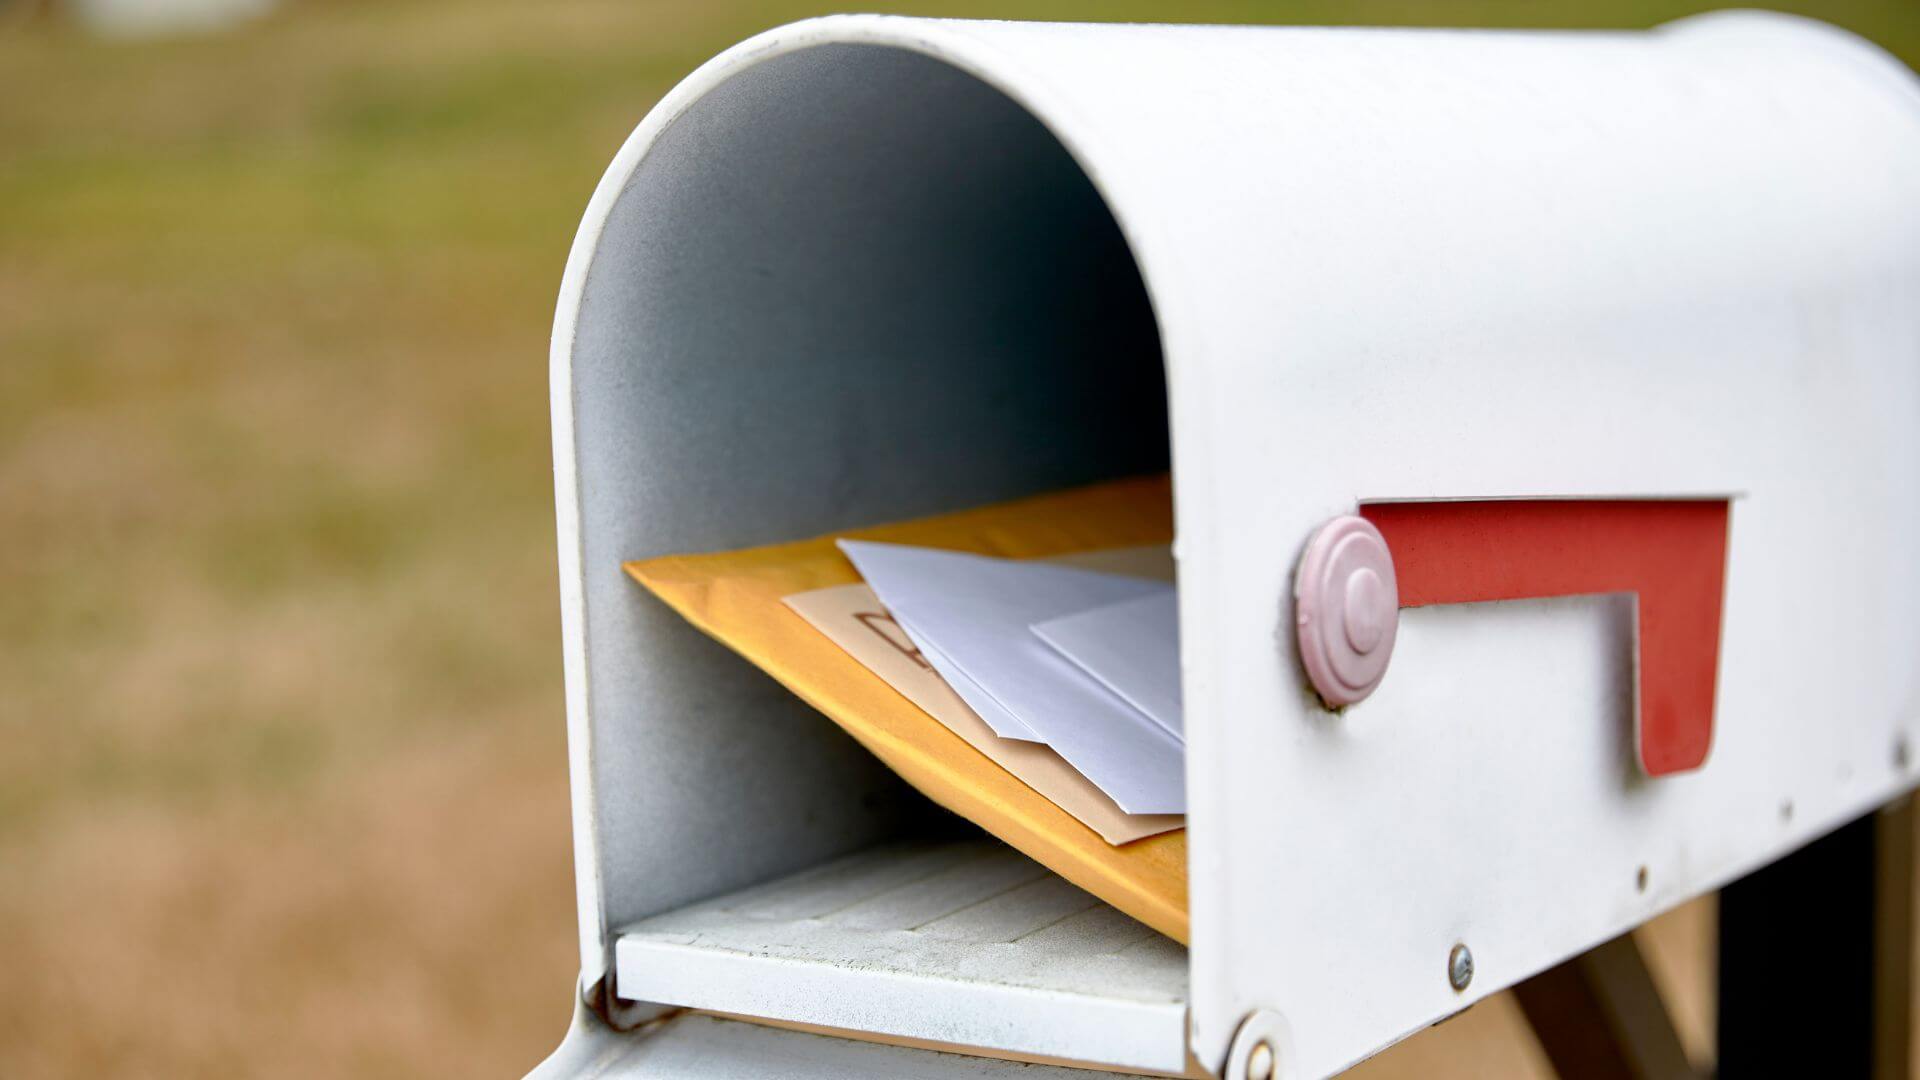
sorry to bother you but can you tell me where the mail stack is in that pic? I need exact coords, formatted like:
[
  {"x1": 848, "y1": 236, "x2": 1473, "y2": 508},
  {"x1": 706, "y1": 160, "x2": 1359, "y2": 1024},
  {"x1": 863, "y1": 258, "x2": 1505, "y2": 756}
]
[{"x1": 625, "y1": 474, "x2": 1190, "y2": 940}]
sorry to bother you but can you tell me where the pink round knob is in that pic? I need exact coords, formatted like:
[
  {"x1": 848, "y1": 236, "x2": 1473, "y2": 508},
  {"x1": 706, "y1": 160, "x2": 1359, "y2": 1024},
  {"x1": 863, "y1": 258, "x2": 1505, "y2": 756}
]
[{"x1": 1295, "y1": 515, "x2": 1399, "y2": 708}]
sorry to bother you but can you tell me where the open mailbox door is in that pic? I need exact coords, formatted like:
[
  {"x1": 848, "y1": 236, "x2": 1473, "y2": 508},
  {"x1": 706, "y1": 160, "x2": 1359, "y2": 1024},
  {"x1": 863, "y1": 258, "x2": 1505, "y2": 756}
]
[{"x1": 536, "y1": 12, "x2": 1920, "y2": 1079}]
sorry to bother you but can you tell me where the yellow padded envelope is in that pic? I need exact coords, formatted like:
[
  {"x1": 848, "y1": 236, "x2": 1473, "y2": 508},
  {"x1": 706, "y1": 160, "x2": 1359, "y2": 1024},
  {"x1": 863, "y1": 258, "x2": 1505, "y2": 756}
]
[{"x1": 625, "y1": 474, "x2": 1188, "y2": 942}]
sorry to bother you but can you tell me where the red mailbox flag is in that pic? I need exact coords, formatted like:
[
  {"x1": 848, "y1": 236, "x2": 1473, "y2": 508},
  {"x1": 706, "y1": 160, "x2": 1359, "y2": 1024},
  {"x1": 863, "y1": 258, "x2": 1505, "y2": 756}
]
[{"x1": 1360, "y1": 500, "x2": 1731, "y2": 776}]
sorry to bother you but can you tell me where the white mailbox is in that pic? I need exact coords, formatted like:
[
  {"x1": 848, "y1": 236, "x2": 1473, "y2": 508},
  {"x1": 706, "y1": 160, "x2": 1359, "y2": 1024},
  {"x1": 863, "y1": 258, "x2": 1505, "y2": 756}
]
[{"x1": 537, "y1": 12, "x2": 1920, "y2": 1078}]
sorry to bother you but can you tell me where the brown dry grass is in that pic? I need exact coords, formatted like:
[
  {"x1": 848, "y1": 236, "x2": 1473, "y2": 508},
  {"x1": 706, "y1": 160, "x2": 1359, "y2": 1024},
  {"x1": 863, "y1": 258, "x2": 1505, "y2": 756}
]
[{"x1": 0, "y1": 0, "x2": 1908, "y2": 1075}]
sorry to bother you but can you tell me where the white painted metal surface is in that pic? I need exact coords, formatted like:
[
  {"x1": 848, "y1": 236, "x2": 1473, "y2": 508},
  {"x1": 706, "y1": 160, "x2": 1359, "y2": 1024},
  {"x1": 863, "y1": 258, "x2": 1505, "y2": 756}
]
[
  {"x1": 549, "y1": 11, "x2": 1920, "y2": 1078},
  {"x1": 615, "y1": 841, "x2": 1189, "y2": 1074},
  {"x1": 550, "y1": 18, "x2": 1167, "y2": 1006},
  {"x1": 1130, "y1": 16, "x2": 1920, "y2": 1078},
  {"x1": 532, "y1": 1009, "x2": 1161, "y2": 1080}
]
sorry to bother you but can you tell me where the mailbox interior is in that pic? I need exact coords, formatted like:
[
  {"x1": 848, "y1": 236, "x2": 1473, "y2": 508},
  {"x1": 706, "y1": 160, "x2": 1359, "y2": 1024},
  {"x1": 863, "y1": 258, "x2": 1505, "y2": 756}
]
[{"x1": 558, "y1": 41, "x2": 1187, "y2": 1072}]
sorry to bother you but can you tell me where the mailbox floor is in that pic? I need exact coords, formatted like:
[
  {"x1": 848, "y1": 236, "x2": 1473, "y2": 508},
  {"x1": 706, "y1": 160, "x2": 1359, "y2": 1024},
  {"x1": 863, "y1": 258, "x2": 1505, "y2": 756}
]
[{"x1": 615, "y1": 839, "x2": 1190, "y2": 1075}]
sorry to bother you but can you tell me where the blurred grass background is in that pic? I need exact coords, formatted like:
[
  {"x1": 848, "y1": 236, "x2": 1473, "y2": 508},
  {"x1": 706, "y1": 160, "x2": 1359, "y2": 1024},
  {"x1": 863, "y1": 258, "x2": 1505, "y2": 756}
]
[{"x1": 0, "y1": 0, "x2": 1914, "y2": 1075}]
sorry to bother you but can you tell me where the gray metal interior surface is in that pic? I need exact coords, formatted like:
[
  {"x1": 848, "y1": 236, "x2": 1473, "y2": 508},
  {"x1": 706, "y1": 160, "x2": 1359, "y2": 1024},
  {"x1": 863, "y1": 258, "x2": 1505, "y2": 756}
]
[{"x1": 562, "y1": 41, "x2": 1168, "y2": 982}]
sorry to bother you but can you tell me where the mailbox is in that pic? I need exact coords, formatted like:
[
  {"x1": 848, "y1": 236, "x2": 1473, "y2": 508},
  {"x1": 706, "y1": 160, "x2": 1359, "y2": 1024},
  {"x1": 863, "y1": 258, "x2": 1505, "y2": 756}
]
[{"x1": 535, "y1": 11, "x2": 1920, "y2": 1079}]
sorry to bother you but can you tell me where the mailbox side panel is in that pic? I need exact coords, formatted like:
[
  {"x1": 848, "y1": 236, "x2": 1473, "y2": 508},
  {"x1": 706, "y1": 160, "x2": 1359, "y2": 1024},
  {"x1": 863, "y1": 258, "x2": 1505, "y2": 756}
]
[
  {"x1": 1030, "y1": 14, "x2": 1920, "y2": 1076},
  {"x1": 820, "y1": 10, "x2": 1920, "y2": 1075}
]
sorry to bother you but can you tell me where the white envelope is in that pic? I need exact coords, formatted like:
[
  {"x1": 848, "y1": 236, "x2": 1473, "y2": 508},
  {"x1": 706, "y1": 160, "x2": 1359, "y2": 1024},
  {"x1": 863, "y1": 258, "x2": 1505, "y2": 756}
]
[
  {"x1": 917, "y1": 634, "x2": 1038, "y2": 742},
  {"x1": 839, "y1": 540, "x2": 1184, "y2": 815},
  {"x1": 1032, "y1": 590, "x2": 1183, "y2": 741},
  {"x1": 781, "y1": 582, "x2": 1183, "y2": 844}
]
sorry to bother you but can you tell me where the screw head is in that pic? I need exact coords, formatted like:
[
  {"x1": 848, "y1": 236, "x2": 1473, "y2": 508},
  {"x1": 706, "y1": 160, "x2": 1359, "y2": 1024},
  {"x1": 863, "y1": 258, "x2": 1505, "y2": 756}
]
[
  {"x1": 1448, "y1": 944, "x2": 1474, "y2": 992},
  {"x1": 1226, "y1": 1009, "x2": 1289, "y2": 1080},
  {"x1": 1246, "y1": 1040, "x2": 1275, "y2": 1080}
]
